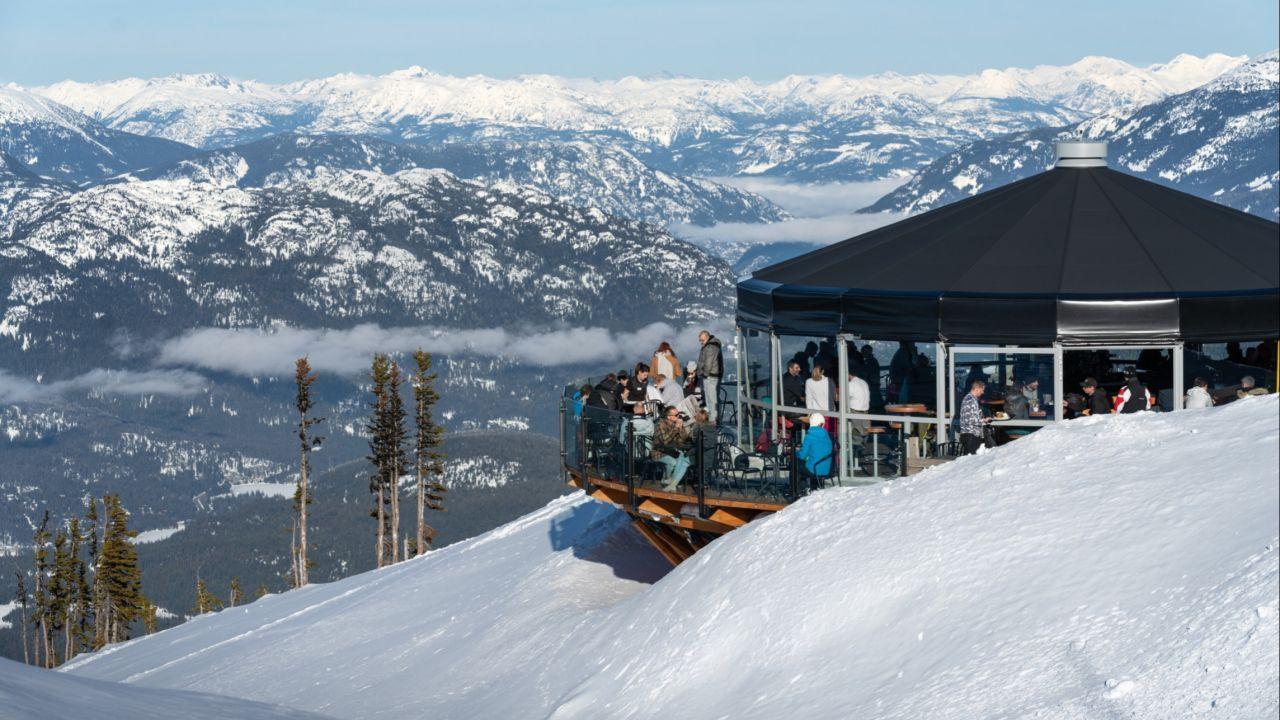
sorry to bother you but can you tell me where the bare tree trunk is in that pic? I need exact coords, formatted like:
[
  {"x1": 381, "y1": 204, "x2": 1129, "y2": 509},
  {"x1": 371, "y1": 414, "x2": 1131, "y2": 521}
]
[
  {"x1": 416, "y1": 464, "x2": 426, "y2": 557},
  {"x1": 390, "y1": 458, "x2": 400, "y2": 564},
  {"x1": 298, "y1": 456, "x2": 310, "y2": 586},
  {"x1": 289, "y1": 518, "x2": 299, "y2": 588},
  {"x1": 375, "y1": 480, "x2": 386, "y2": 568},
  {"x1": 40, "y1": 617, "x2": 50, "y2": 668},
  {"x1": 18, "y1": 603, "x2": 29, "y2": 664}
]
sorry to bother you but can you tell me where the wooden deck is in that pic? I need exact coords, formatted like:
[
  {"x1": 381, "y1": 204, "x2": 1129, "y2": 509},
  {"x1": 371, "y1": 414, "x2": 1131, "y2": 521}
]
[{"x1": 567, "y1": 468, "x2": 786, "y2": 565}]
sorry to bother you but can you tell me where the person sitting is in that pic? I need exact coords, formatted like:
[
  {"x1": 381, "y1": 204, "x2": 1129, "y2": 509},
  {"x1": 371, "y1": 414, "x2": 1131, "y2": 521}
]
[
  {"x1": 782, "y1": 360, "x2": 806, "y2": 410},
  {"x1": 1114, "y1": 367, "x2": 1154, "y2": 413},
  {"x1": 1079, "y1": 377, "x2": 1111, "y2": 416},
  {"x1": 1237, "y1": 375, "x2": 1269, "y2": 399},
  {"x1": 586, "y1": 373, "x2": 620, "y2": 411},
  {"x1": 652, "y1": 405, "x2": 693, "y2": 491},
  {"x1": 619, "y1": 402, "x2": 655, "y2": 443},
  {"x1": 651, "y1": 342, "x2": 682, "y2": 383},
  {"x1": 1185, "y1": 377, "x2": 1214, "y2": 409},
  {"x1": 1022, "y1": 378, "x2": 1043, "y2": 414},
  {"x1": 796, "y1": 413, "x2": 833, "y2": 489},
  {"x1": 654, "y1": 373, "x2": 685, "y2": 410},
  {"x1": 957, "y1": 378, "x2": 989, "y2": 455},
  {"x1": 1004, "y1": 381, "x2": 1030, "y2": 419},
  {"x1": 622, "y1": 364, "x2": 650, "y2": 413},
  {"x1": 682, "y1": 361, "x2": 701, "y2": 399}
]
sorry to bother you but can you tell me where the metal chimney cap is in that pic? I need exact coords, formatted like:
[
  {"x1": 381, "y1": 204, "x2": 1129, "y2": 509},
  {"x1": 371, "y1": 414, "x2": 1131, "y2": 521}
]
[{"x1": 1054, "y1": 140, "x2": 1107, "y2": 168}]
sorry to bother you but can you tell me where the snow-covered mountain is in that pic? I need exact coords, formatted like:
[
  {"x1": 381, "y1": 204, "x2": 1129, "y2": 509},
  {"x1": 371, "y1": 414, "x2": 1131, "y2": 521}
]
[
  {"x1": 864, "y1": 51, "x2": 1280, "y2": 218},
  {"x1": 0, "y1": 85, "x2": 193, "y2": 185},
  {"x1": 1, "y1": 166, "x2": 733, "y2": 371},
  {"x1": 28, "y1": 53, "x2": 1244, "y2": 182},
  {"x1": 115, "y1": 133, "x2": 789, "y2": 227},
  {"x1": 58, "y1": 397, "x2": 1280, "y2": 719}
]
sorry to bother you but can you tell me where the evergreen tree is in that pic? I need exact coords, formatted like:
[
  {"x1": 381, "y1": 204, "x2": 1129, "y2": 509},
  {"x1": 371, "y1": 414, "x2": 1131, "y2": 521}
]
[
  {"x1": 254, "y1": 583, "x2": 269, "y2": 599},
  {"x1": 97, "y1": 494, "x2": 145, "y2": 645},
  {"x1": 13, "y1": 571, "x2": 29, "y2": 665},
  {"x1": 71, "y1": 515, "x2": 93, "y2": 658},
  {"x1": 141, "y1": 596, "x2": 158, "y2": 635},
  {"x1": 411, "y1": 349, "x2": 447, "y2": 557},
  {"x1": 86, "y1": 497, "x2": 109, "y2": 651},
  {"x1": 386, "y1": 360, "x2": 407, "y2": 564},
  {"x1": 229, "y1": 578, "x2": 244, "y2": 607},
  {"x1": 30, "y1": 511, "x2": 51, "y2": 668},
  {"x1": 48, "y1": 528, "x2": 72, "y2": 666},
  {"x1": 366, "y1": 354, "x2": 392, "y2": 568},
  {"x1": 193, "y1": 578, "x2": 223, "y2": 615},
  {"x1": 293, "y1": 357, "x2": 324, "y2": 587}
]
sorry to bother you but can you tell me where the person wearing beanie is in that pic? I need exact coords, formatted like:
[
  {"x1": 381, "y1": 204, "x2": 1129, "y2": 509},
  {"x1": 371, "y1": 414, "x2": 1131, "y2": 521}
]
[{"x1": 796, "y1": 413, "x2": 833, "y2": 487}]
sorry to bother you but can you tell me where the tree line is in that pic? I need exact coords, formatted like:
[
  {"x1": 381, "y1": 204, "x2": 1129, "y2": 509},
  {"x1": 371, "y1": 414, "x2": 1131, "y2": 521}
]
[
  {"x1": 291, "y1": 349, "x2": 446, "y2": 584},
  {"x1": 9, "y1": 349, "x2": 446, "y2": 666},
  {"x1": 11, "y1": 496, "x2": 148, "y2": 668}
]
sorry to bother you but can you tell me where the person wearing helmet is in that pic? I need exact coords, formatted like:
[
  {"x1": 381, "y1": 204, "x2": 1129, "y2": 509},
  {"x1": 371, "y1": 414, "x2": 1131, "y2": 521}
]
[{"x1": 1113, "y1": 367, "x2": 1154, "y2": 413}]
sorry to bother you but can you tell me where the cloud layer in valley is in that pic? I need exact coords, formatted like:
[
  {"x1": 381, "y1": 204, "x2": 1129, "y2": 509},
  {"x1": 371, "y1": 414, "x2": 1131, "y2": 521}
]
[
  {"x1": 673, "y1": 178, "x2": 908, "y2": 248},
  {"x1": 154, "y1": 321, "x2": 736, "y2": 377},
  {"x1": 0, "y1": 368, "x2": 208, "y2": 404}
]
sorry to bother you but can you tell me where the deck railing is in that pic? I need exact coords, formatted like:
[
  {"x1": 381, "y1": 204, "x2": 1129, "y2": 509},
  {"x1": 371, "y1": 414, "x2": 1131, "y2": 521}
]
[{"x1": 561, "y1": 382, "x2": 805, "y2": 512}]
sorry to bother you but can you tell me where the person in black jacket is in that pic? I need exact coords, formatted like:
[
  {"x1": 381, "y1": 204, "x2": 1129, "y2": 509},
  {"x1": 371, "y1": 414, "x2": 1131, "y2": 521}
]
[
  {"x1": 782, "y1": 360, "x2": 806, "y2": 410},
  {"x1": 587, "y1": 374, "x2": 621, "y2": 411},
  {"x1": 1079, "y1": 377, "x2": 1111, "y2": 416}
]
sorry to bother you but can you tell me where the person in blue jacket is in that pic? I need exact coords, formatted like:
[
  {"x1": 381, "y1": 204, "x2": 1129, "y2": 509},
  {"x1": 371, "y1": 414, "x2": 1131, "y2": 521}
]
[{"x1": 796, "y1": 413, "x2": 833, "y2": 488}]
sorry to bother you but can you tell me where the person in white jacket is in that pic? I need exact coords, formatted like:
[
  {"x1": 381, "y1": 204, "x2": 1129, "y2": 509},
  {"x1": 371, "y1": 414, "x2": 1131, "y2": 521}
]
[
  {"x1": 805, "y1": 365, "x2": 832, "y2": 415},
  {"x1": 1184, "y1": 377, "x2": 1214, "y2": 409},
  {"x1": 846, "y1": 371, "x2": 871, "y2": 435}
]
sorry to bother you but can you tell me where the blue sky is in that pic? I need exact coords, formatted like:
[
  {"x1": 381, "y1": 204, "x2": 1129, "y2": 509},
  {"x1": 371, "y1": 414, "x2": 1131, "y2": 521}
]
[{"x1": 2, "y1": 0, "x2": 1277, "y2": 85}]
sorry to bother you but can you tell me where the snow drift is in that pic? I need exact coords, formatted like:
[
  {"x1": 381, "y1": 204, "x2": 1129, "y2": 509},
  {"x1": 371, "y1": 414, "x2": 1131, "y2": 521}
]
[
  {"x1": 61, "y1": 397, "x2": 1279, "y2": 719},
  {"x1": 0, "y1": 657, "x2": 327, "y2": 719}
]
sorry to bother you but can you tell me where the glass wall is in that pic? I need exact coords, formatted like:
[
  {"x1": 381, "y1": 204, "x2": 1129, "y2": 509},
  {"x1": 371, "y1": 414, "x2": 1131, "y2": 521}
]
[
  {"x1": 1185, "y1": 340, "x2": 1277, "y2": 399},
  {"x1": 949, "y1": 348, "x2": 1057, "y2": 447}
]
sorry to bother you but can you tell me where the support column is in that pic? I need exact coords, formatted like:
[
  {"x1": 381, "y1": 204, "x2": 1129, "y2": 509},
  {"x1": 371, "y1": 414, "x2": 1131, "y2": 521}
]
[
  {"x1": 837, "y1": 335, "x2": 850, "y2": 483},
  {"x1": 770, "y1": 332, "x2": 781, "y2": 447},
  {"x1": 934, "y1": 342, "x2": 947, "y2": 453},
  {"x1": 1173, "y1": 343, "x2": 1185, "y2": 410},
  {"x1": 735, "y1": 328, "x2": 745, "y2": 447},
  {"x1": 1052, "y1": 343, "x2": 1064, "y2": 422}
]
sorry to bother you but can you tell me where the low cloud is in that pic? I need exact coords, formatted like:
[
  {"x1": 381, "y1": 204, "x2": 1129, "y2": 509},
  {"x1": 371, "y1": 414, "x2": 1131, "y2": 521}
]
[
  {"x1": 674, "y1": 211, "x2": 905, "y2": 248},
  {"x1": 155, "y1": 321, "x2": 736, "y2": 377},
  {"x1": 715, "y1": 177, "x2": 908, "y2": 218},
  {"x1": 0, "y1": 368, "x2": 208, "y2": 404},
  {"x1": 675, "y1": 178, "x2": 909, "y2": 250}
]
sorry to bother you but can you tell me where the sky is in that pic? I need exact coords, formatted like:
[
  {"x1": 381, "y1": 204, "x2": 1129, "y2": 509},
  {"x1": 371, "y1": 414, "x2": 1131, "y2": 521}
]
[{"x1": 1, "y1": 0, "x2": 1277, "y2": 85}]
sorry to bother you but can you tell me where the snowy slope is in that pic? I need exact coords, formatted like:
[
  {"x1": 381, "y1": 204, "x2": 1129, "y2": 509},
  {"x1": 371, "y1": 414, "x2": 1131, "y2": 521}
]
[
  {"x1": 62, "y1": 397, "x2": 1279, "y2": 719},
  {"x1": 0, "y1": 657, "x2": 329, "y2": 720}
]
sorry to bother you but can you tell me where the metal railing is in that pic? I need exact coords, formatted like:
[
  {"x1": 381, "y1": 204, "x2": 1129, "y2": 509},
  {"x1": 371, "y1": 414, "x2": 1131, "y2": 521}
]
[{"x1": 561, "y1": 382, "x2": 805, "y2": 514}]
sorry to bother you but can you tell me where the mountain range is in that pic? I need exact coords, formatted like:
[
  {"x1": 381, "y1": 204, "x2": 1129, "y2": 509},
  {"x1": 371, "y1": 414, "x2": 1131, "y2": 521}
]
[
  {"x1": 864, "y1": 51, "x2": 1280, "y2": 218},
  {"x1": 21, "y1": 52, "x2": 1244, "y2": 181}
]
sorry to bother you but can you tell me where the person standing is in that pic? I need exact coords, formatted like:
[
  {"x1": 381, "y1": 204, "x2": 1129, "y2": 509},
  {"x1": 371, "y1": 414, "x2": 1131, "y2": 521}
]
[
  {"x1": 697, "y1": 331, "x2": 723, "y2": 424},
  {"x1": 651, "y1": 342, "x2": 682, "y2": 383},
  {"x1": 957, "y1": 378, "x2": 988, "y2": 455},
  {"x1": 846, "y1": 371, "x2": 871, "y2": 436},
  {"x1": 1079, "y1": 377, "x2": 1111, "y2": 416},
  {"x1": 1113, "y1": 367, "x2": 1154, "y2": 413},
  {"x1": 782, "y1": 360, "x2": 806, "y2": 410}
]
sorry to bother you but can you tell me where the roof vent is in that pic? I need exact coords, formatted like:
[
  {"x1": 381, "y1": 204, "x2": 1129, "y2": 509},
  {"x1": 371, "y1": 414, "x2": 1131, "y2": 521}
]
[{"x1": 1054, "y1": 140, "x2": 1107, "y2": 168}]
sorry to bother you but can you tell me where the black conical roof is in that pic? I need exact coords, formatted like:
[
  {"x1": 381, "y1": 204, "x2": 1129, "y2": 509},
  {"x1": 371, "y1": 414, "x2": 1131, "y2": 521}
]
[{"x1": 739, "y1": 166, "x2": 1279, "y2": 343}]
